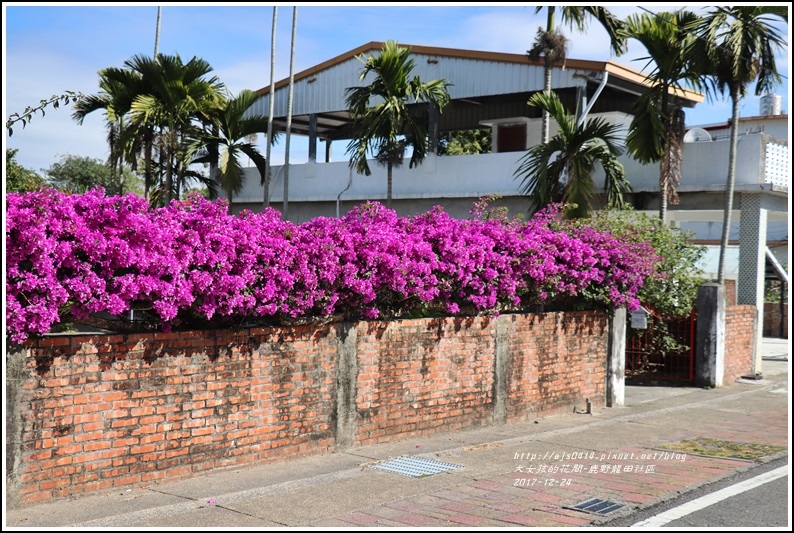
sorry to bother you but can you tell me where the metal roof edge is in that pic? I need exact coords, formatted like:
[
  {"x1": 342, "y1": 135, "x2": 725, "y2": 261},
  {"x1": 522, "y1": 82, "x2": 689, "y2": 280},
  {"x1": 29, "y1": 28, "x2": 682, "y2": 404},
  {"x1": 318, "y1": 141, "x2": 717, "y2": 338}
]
[{"x1": 255, "y1": 41, "x2": 704, "y2": 104}]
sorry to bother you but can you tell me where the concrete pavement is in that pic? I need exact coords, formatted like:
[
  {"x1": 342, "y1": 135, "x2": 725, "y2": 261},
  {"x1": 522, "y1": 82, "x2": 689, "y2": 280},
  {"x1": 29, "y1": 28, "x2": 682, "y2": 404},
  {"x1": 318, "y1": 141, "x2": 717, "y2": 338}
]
[{"x1": 5, "y1": 338, "x2": 789, "y2": 529}]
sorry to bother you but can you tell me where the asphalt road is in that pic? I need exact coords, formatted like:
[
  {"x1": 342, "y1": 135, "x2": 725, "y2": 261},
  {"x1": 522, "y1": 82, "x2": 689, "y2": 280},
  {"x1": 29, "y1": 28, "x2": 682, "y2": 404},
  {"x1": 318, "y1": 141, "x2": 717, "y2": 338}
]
[
  {"x1": 599, "y1": 455, "x2": 790, "y2": 528},
  {"x1": 663, "y1": 474, "x2": 788, "y2": 528}
]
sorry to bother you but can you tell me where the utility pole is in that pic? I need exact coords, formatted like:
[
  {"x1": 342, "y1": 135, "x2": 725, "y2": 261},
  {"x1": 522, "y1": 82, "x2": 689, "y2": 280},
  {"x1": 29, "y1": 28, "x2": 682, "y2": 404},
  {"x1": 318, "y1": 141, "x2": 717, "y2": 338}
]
[
  {"x1": 264, "y1": 7, "x2": 277, "y2": 209},
  {"x1": 154, "y1": 6, "x2": 161, "y2": 56}
]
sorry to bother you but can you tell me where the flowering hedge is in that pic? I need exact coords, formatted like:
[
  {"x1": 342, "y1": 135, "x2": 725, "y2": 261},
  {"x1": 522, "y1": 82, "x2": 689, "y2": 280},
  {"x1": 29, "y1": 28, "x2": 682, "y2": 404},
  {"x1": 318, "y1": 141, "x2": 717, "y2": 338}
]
[{"x1": 5, "y1": 189, "x2": 660, "y2": 344}]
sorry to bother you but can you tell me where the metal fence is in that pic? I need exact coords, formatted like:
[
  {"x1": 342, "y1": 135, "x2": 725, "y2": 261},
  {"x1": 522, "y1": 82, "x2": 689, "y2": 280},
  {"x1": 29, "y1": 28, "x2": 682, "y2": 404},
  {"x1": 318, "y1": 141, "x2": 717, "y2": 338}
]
[{"x1": 625, "y1": 307, "x2": 696, "y2": 383}]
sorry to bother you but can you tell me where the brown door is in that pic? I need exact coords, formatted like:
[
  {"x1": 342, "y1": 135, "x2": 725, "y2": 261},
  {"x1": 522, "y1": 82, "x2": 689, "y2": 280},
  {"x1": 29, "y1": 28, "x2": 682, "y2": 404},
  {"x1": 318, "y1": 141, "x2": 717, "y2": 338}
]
[{"x1": 497, "y1": 124, "x2": 526, "y2": 153}]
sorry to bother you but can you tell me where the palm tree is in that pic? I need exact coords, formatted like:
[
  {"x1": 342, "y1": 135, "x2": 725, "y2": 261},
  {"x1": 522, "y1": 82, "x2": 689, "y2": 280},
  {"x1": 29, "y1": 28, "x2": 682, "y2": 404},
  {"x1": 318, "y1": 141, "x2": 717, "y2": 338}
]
[
  {"x1": 127, "y1": 53, "x2": 226, "y2": 204},
  {"x1": 95, "y1": 64, "x2": 159, "y2": 201},
  {"x1": 77, "y1": 54, "x2": 226, "y2": 205},
  {"x1": 345, "y1": 40, "x2": 451, "y2": 208},
  {"x1": 687, "y1": 6, "x2": 787, "y2": 283},
  {"x1": 514, "y1": 91, "x2": 631, "y2": 219},
  {"x1": 527, "y1": 7, "x2": 627, "y2": 144},
  {"x1": 74, "y1": 65, "x2": 163, "y2": 198},
  {"x1": 622, "y1": 10, "x2": 706, "y2": 223},
  {"x1": 190, "y1": 89, "x2": 273, "y2": 211}
]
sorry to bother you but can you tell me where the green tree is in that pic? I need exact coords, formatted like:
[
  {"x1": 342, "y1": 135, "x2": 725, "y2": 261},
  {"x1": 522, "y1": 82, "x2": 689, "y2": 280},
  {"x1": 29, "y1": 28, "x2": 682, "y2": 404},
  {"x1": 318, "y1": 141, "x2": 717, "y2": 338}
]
[
  {"x1": 622, "y1": 10, "x2": 706, "y2": 223},
  {"x1": 44, "y1": 154, "x2": 143, "y2": 196},
  {"x1": 190, "y1": 89, "x2": 274, "y2": 211},
  {"x1": 527, "y1": 7, "x2": 626, "y2": 144},
  {"x1": 514, "y1": 91, "x2": 631, "y2": 219},
  {"x1": 5, "y1": 149, "x2": 46, "y2": 192},
  {"x1": 345, "y1": 40, "x2": 451, "y2": 207},
  {"x1": 687, "y1": 6, "x2": 787, "y2": 284},
  {"x1": 573, "y1": 208, "x2": 706, "y2": 315},
  {"x1": 437, "y1": 129, "x2": 492, "y2": 156}
]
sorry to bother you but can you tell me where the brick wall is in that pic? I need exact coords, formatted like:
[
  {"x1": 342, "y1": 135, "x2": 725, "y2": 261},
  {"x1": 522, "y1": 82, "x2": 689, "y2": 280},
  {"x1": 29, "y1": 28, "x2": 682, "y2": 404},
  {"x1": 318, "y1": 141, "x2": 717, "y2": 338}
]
[
  {"x1": 506, "y1": 313, "x2": 607, "y2": 420},
  {"x1": 354, "y1": 317, "x2": 497, "y2": 445},
  {"x1": 6, "y1": 311, "x2": 607, "y2": 507},
  {"x1": 724, "y1": 305, "x2": 757, "y2": 383},
  {"x1": 723, "y1": 279, "x2": 737, "y2": 305},
  {"x1": 763, "y1": 302, "x2": 788, "y2": 338},
  {"x1": 6, "y1": 325, "x2": 339, "y2": 506}
]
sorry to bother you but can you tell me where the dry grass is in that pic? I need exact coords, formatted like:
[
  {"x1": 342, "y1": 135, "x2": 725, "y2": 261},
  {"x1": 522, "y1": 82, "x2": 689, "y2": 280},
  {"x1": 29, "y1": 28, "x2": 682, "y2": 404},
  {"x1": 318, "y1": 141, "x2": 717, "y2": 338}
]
[{"x1": 658, "y1": 437, "x2": 786, "y2": 461}]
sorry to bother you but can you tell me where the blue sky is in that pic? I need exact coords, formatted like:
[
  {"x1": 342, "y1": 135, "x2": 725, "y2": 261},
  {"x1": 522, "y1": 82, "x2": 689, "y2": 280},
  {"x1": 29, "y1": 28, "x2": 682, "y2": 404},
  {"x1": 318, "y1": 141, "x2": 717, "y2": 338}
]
[{"x1": 3, "y1": 3, "x2": 790, "y2": 176}]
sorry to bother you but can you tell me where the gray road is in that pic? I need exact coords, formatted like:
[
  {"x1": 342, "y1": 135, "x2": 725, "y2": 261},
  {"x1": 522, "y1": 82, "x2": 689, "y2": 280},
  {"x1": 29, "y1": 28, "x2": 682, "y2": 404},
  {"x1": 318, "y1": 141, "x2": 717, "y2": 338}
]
[
  {"x1": 664, "y1": 474, "x2": 788, "y2": 528},
  {"x1": 599, "y1": 456, "x2": 790, "y2": 528}
]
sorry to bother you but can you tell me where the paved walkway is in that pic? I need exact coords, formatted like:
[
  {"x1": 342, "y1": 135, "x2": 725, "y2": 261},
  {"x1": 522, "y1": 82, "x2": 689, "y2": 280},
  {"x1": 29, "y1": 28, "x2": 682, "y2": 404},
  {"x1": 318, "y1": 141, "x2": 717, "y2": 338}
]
[{"x1": 4, "y1": 338, "x2": 789, "y2": 528}]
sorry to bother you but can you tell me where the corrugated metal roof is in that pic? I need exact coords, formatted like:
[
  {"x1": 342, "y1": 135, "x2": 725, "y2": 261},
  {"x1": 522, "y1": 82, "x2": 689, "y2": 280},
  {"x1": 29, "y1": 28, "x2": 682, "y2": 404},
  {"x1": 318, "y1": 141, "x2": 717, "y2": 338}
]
[{"x1": 251, "y1": 41, "x2": 702, "y2": 120}]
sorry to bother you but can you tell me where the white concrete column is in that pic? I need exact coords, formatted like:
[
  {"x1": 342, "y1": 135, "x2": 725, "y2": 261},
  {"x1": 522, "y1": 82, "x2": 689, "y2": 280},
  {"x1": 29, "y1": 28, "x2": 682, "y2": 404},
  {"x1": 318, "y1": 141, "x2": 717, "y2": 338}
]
[
  {"x1": 607, "y1": 308, "x2": 626, "y2": 407},
  {"x1": 737, "y1": 193, "x2": 767, "y2": 374}
]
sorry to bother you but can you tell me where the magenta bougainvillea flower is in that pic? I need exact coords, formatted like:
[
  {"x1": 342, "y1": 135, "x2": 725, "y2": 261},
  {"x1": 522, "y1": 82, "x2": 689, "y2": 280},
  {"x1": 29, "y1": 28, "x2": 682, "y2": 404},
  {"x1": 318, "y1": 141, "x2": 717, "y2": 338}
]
[{"x1": 5, "y1": 189, "x2": 659, "y2": 344}]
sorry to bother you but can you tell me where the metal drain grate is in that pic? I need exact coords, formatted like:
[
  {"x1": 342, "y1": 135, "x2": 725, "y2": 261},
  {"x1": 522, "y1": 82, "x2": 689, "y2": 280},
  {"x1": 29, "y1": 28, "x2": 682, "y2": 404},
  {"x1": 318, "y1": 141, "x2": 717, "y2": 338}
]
[
  {"x1": 370, "y1": 456, "x2": 463, "y2": 477},
  {"x1": 568, "y1": 498, "x2": 626, "y2": 516}
]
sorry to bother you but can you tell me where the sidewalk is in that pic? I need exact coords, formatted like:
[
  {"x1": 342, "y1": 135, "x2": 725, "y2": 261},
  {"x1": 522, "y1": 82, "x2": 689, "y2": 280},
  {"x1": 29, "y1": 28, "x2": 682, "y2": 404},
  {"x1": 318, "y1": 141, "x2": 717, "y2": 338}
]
[{"x1": 5, "y1": 338, "x2": 789, "y2": 528}]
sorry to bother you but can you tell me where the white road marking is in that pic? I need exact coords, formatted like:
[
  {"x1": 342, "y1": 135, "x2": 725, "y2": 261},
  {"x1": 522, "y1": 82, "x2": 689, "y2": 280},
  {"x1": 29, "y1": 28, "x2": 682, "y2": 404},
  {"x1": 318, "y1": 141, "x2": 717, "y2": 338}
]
[{"x1": 632, "y1": 465, "x2": 789, "y2": 527}]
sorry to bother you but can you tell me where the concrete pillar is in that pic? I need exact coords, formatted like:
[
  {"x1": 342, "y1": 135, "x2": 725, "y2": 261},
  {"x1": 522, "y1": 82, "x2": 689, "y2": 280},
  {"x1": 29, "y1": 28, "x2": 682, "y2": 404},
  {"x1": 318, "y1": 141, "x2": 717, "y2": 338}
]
[
  {"x1": 325, "y1": 139, "x2": 332, "y2": 163},
  {"x1": 575, "y1": 85, "x2": 587, "y2": 125},
  {"x1": 695, "y1": 283, "x2": 726, "y2": 387},
  {"x1": 5, "y1": 348, "x2": 26, "y2": 508},
  {"x1": 492, "y1": 316, "x2": 509, "y2": 424},
  {"x1": 737, "y1": 193, "x2": 766, "y2": 374},
  {"x1": 334, "y1": 322, "x2": 357, "y2": 448},
  {"x1": 308, "y1": 114, "x2": 317, "y2": 163},
  {"x1": 606, "y1": 308, "x2": 626, "y2": 407},
  {"x1": 428, "y1": 105, "x2": 439, "y2": 155}
]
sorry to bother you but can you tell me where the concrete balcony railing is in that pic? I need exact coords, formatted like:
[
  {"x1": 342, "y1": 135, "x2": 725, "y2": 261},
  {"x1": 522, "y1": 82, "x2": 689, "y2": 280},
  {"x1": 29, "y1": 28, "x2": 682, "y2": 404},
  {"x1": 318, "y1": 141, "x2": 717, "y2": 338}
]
[
  {"x1": 619, "y1": 132, "x2": 789, "y2": 194},
  {"x1": 235, "y1": 132, "x2": 788, "y2": 208}
]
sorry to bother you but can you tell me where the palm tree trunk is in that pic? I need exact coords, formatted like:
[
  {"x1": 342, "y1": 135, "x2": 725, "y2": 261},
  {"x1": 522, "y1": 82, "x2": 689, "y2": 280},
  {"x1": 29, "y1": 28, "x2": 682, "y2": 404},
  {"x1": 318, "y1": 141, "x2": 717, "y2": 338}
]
[
  {"x1": 165, "y1": 123, "x2": 175, "y2": 203},
  {"x1": 209, "y1": 128, "x2": 219, "y2": 182},
  {"x1": 541, "y1": 60, "x2": 553, "y2": 144},
  {"x1": 117, "y1": 117, "x2": 125, "y2": 195},
  {"x1": 541, "y1": 7, "x2": 556, "y2": 145},
  {"x1": 659, "y1": 173, "x2": 669, "y2": 222},
  {"x1": 264, "y1": 7, "x2": 277, "y2": 209},
  {"x1": 717, "y1": 88, "x2": 741, "y2": 284},
  {"x1": 144, "y1": 131, "x2": 153, "y2": 203},
  {"x1": 109, "y1": 123, "x2": 118, "y2": 194},
  {"x1": 659, "y1": 107, "x2": 672, "y2": 222},
  {"x1": 283, "y1": 6, "x2": 297, "y2": 219},
  {"x1": 387, "y1": 161, "x2": 393, "y2": 208}
]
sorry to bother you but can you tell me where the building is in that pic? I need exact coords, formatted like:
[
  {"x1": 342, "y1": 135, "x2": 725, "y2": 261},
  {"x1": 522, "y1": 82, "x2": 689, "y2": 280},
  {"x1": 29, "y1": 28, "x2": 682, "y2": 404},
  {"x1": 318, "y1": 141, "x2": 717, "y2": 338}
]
[
  {"x1": 234, "y1": 41, "x2": 707, "y2": 219},
  {"x1": 232, "y1": 42, "x2": 789, "y2": 363}
]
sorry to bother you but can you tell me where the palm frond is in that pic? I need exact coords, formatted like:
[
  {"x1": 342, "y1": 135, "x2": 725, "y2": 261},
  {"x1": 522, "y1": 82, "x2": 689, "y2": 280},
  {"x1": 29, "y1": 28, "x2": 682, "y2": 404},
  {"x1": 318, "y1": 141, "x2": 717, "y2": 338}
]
[{"x1": 515, "y1": 92, "x2": 628, "y2": 218}]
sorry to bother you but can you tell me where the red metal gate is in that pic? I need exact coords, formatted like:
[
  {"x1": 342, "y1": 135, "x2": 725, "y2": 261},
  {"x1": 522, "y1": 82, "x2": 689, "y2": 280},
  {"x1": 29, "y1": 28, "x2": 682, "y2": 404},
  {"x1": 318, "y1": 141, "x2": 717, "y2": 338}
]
[{"x1": 625, "y1": 307, "x2": 696, "y2": 383}]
